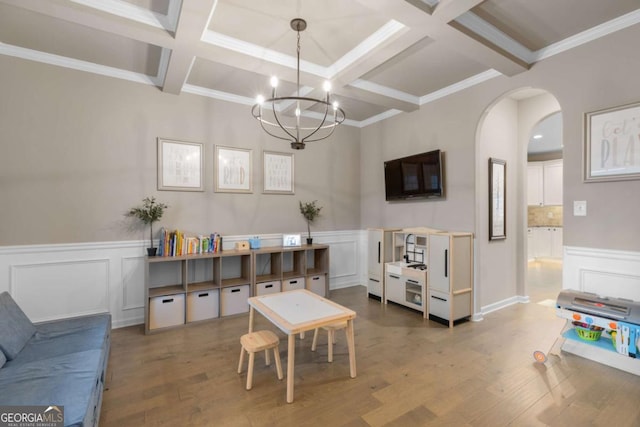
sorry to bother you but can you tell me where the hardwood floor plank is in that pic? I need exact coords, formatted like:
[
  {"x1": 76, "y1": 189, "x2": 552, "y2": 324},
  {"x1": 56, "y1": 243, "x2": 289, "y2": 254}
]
[{"x1": 100, "y1": 286, "x2": 640, "y2": 426}]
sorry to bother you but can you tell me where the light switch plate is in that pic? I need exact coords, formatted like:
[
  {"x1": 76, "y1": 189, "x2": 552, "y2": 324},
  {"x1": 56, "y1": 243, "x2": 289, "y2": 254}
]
[{"x1": 574, "y1": 200, "x2": 587, "y2": 216}]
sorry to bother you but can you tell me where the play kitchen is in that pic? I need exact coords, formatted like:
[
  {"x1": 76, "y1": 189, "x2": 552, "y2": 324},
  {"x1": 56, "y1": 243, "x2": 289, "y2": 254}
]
[{"x1": 381, "y1": 227, "x2": 474, "y2": 327}]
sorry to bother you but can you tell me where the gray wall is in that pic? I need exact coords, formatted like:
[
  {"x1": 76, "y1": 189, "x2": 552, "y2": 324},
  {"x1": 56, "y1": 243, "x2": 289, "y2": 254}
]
[
  {"x1": 0, "y1": 56, "x2": 361, "y2": 245},
  {"x1": 359, "y1": 24, "x2": 640, "y2": 308},
  {"x1": 1, "y1": 23, "x2": 639, "y2": 310}
]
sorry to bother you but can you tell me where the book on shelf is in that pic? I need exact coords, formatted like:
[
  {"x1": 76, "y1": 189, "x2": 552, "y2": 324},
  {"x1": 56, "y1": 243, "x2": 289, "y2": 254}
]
[{"x1": 157, "y1": 228, "x2": 222, "y2": 257}]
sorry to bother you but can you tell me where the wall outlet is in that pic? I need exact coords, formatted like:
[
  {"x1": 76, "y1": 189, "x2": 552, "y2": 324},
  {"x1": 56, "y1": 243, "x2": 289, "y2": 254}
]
[{"x1": 574, "y1": 200, "x2": 587, "y2": 216}]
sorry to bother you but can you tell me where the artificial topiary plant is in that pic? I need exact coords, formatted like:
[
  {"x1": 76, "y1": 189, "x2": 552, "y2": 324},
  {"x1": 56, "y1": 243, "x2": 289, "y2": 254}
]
[
  {"x1": 128, "y1": 197, "x2": 167, "y2": 255},
  {"x1": 299, "y1": 200, "x2": 322, "y2": 244}
]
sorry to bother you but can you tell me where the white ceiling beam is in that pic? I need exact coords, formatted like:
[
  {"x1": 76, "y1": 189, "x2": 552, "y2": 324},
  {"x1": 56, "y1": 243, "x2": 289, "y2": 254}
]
[
  {"x1": 160, "y1": 0, "x2": 218, "y2": 94},
  {"x1": 354, "y1": 0, "x2": 528, "y2": 76},
  {"x1": 0, "y1": 0, "x2": 174, "y2": 49},
  {"x1": 432, "y1": 0, "x2": 485, "y2": 23}
]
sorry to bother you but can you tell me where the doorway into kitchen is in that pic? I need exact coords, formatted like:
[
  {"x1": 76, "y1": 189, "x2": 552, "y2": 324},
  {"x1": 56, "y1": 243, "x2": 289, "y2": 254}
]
[{"x1": 526, "y1": 111, "x2": 563, "y2": 304}]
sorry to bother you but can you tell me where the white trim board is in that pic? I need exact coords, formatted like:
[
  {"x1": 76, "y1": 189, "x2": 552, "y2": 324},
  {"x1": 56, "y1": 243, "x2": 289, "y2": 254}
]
[{"x1": 563, "y1": 246, "x2": 640, "y2": 301}]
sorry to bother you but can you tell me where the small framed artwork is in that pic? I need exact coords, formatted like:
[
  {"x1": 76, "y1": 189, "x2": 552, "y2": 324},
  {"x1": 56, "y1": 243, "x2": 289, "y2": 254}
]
[
  {"x1": 584, "y1": 101, "x2": 640, "y2": 182},
  {"x1": 489, "y1": 158, "x2": 506, "y2": 241},
  {"x1": 263, "y1": 151, "x2": 294, "y2": 194},
  {"x1": 215, "y1": 146, "x2": 252, "y2": 193},
  {"x1": 157, "y1": 138, "x2": 204, "y2": 191}
]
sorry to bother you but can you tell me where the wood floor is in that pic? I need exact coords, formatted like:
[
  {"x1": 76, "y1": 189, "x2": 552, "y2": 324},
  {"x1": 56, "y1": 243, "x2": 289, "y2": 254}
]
[{"x1": 100, "y1": 283, "x2": 640, "y2": 426}]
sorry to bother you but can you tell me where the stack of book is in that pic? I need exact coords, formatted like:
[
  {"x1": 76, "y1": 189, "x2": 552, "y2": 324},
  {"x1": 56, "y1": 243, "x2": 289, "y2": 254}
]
[{"x1": 157, "y1": 228, "x2": 222, "y2": 256}]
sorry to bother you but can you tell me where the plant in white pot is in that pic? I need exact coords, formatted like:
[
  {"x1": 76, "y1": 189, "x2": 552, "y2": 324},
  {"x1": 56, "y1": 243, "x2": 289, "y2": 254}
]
[
  {"x1": 299, "y1": 200, "x2": 322, "y2": 245},
  {"x1": 128, "y1": 197, "x2": 167, "y2": 256}
]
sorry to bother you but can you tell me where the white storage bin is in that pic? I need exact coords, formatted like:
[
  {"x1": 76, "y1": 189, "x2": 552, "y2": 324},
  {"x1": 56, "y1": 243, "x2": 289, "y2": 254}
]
[
  {"x1": 186, "y1": 289, "x2": 219, "y2": 322},
  {"x1": 256, "y1": 280, "x2": 281, "y2": 296},
  {"x1": 220, "y1": 285, "x2": 250, "y2": 316},
  {"x1": 283, "y1": 277, "x2": 305, "y2": 292},
  {"x1": 149, "y1": 293, "x2": 185, "y2": 330},
  {"x1": 307, "y1": 275, "x2": 326, "y2": 297}
]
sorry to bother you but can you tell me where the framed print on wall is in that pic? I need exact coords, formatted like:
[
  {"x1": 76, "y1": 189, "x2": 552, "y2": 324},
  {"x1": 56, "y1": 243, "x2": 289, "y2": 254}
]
[
  {"x1": 215, "y1": 146, "x2": 252, "y2": 193},
  {"x1": 157, "y1": 138, "x2": 204, "y2": 191},
  {"x1": 584, "y1": 101, "x2": 640, "y2": 182},
  {"x1": 263, "y1": 151, "x2": 294, "y2": 194},
  {"x1": 489, "y1": 158, "x2": 506, "y2": 241}
]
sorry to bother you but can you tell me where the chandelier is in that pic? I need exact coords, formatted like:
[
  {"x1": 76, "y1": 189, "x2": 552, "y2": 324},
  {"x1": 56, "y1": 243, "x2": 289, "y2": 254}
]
[{"x1": 251, "y1": 18, "x2": 346, "y2": 150}]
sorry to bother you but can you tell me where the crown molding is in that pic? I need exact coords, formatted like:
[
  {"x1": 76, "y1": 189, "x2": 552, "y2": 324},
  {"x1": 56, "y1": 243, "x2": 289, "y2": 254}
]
[
  {"x1": 420, "y1": 69, "x2": 501, "y2": 104},
  {"x1": 349, "y1": 79, "x2": 420, "y2": 105},
  {"x1": 70, "y1": 0, "x2": 178, "y2": 31},
  {"x1": 0, "y1": 42, "x2": 158, "y2": 86},
  {"x1": 201, "y1": 31, "x2": 328, "y2": 78},
  {"x1": 532, "y1": 8, "x2": 640, "y2": 62}
]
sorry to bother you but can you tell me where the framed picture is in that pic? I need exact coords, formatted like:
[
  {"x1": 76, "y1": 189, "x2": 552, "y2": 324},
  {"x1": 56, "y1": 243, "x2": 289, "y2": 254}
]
[
  {"x1": 489, "y1": 158, "x2": 506, "y2": 241},
  {"x1": 584, "y1": 101, "x2": 640, "y2": 182},
  {"x1": 263, "y1": 151, "x2": 294, "y2": 194},
  {"x1": 157, "y1": 138, "x2": 204, "y2": 191},
  {"x1": 215, "y1": 146, "x2": 252, "y2": 193}
]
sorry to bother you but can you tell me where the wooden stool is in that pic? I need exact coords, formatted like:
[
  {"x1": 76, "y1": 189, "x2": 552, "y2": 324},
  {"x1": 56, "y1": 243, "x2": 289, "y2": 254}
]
[
  {"x1": 238, "y1": 330, "x2": 283, "y2": 390},
  {"x1": 311, "y1": 321, "x2": 348, "y2": 362}
]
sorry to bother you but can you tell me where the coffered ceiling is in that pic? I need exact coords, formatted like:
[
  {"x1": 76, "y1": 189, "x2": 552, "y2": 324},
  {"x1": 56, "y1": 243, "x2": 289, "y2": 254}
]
[{"x1": 1, "y1": 0, "x2": 639, "y2": 127}]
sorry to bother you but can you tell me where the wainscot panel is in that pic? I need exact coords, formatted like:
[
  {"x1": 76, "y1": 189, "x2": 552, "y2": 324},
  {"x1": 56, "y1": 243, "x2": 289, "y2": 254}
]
[
  {"x1": 0, "y1": 230, "x2": 363, "y2": 328},
  {"x1": 563, "y1": 246, "x2": 640, "y2": 301}
]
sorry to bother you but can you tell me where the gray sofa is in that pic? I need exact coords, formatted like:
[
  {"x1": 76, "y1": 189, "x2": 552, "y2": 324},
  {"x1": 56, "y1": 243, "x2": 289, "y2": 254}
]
[{"x1": 0, "y1": 292, "x2": 111, "y2": 427}]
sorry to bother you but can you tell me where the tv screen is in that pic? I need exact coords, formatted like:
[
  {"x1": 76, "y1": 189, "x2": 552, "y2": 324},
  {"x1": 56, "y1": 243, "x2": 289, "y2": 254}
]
[{"x1": 384, "y1": 149, "x2": 443, "y2": 201}]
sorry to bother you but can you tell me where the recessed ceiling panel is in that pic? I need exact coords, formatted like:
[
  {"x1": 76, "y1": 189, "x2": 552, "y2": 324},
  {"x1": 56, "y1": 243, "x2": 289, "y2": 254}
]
[
  {"x1": 208, "y1": 0, "x2": 386, "y2": 67},
  {"x1": 309, "y1": 94, "x2": 388, "y2": 122},
  {"x1": 471, "y1": 0, "x2": 640, "y2": 51},
  {"x1": 188, "y1": 58, "x2": 302, "y2": 100},
  {"x1": 0, "y1": 3, "x2": 161, "y2": 76},
  {"x1": 122, "y1": 0, "x2": 171, "y2": 15},
  {"x1": 362, "y1": 37, "x2": 488, "y2": 96}
]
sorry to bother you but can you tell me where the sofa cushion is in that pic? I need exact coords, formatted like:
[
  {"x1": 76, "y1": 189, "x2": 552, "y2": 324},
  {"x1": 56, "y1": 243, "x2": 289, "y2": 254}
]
[
  {"x1": 0, "y1": 350, "x2": 103, "y2": 427},
  {"x1": 17, "y1": 314, "x2": 111, "y2": 364},
  {"x1": 0, "y1": 351, "x2": 5, "y2": 369},
  {"x1": 0, "y1": 292, "x2": 36, "y2": 360}
]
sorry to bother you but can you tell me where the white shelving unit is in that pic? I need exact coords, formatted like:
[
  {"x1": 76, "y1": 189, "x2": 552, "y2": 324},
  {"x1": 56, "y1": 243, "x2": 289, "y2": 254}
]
[{"x1": 145, "y1": 244, "x2": 330, "y2": 334}]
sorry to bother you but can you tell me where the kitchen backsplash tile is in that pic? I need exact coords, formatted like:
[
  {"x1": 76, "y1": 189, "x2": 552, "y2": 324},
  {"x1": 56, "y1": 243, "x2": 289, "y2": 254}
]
[{"x1": 528, "y1": 205, "x2": 563, "y2": 227}]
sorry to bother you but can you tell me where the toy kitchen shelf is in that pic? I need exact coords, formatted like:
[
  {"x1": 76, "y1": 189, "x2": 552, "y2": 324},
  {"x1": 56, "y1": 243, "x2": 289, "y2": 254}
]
[{"x1": 383, "y1": 228, "x2": 474, "y2": 327}]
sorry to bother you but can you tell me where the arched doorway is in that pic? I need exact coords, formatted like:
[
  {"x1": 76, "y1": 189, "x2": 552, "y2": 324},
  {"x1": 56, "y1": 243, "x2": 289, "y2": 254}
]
[
  {"x1": 526, "y1": 111, "x2": 563, "y2": 304},
  {"x1": 474, "y1": 88, "x2": 562, "y2": 316}
]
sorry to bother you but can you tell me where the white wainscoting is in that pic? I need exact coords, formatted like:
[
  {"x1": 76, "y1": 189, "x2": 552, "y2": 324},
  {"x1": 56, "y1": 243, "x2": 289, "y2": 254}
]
[
  {"x1": 0, "y1": 230, "x2": 364, "y2": 328},
  {"x1": 563, "y1": 246, "x2": 640, "y2": 301}
]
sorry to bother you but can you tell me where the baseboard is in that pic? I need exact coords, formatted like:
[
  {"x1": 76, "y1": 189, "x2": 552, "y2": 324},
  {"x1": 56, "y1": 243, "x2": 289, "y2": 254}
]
[{"x1": 480, "y1": 295, "x2": 527, "y2": 316}]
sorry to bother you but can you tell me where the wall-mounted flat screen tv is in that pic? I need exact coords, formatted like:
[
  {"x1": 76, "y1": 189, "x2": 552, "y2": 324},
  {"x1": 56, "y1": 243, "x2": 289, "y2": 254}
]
[{"x1": 384, "y1": 149, "x2": 444, "y2": 201}]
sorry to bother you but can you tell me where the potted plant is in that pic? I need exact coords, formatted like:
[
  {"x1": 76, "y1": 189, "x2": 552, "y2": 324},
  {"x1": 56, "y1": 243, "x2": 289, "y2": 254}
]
[
  {"x1": 299, "y1": 200, "x2": 322, "y2": 245},
  {"x1": 128, "y1": 197, "x2": 167, "y2": 256}
]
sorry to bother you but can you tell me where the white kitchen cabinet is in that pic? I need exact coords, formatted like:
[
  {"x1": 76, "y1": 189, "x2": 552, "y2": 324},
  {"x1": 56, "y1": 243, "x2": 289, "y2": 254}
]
[
  {"x1": 527, "y1": 163, "x2": 544, "y2": 206},
  {"x1": 427, "y1": 232, "x2": 473, "y2": 327},
  {"x1": 550, "y1": 227, "x2": 563, "y2": 259},
  {"x1": 543, "y1": 160, "x2": 563, "y2": 205},
  {"x1": 527, "y1": 160, "x2": 563, "y2": 206},
  {"x1": 529, "y1": 227, "x2": 563, "y2": 260},
  {"x1": 367, "y1": 228, "x2": 399, "y2": 301},
  {"x1": 527, "y1": 228, "x2": 535, "y2": 260}
]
